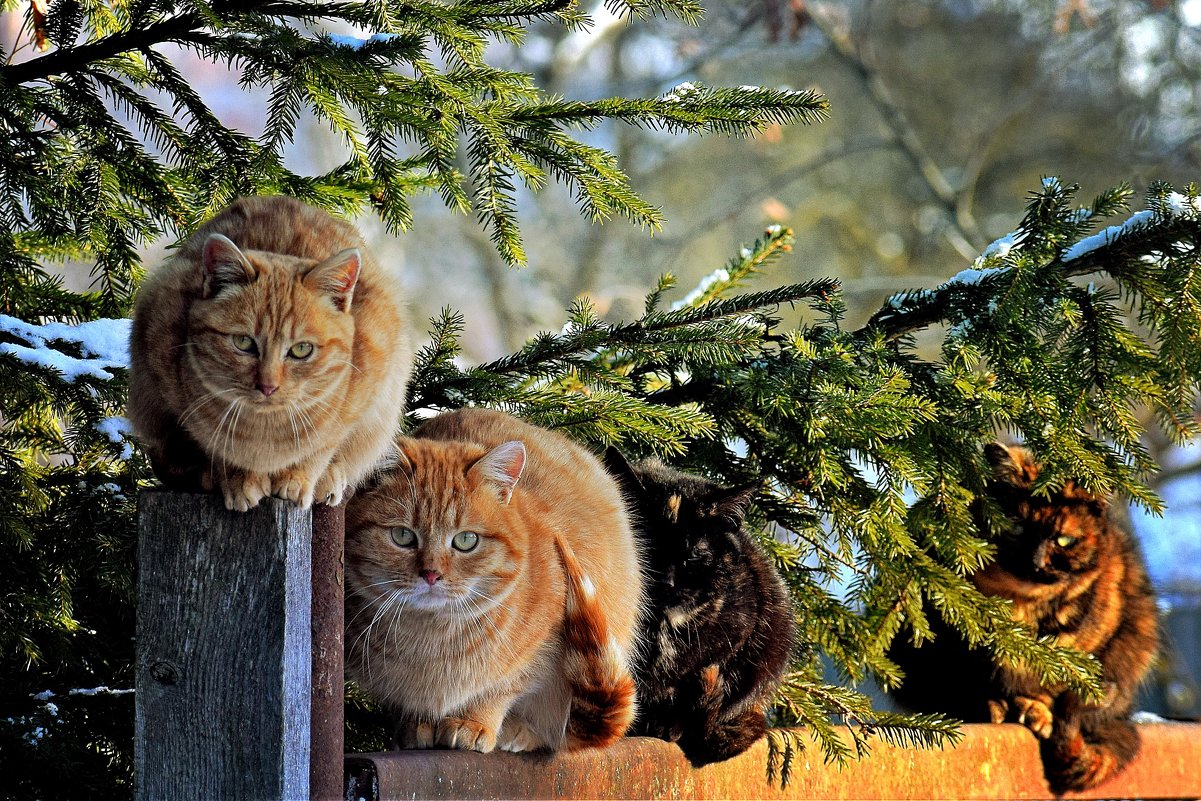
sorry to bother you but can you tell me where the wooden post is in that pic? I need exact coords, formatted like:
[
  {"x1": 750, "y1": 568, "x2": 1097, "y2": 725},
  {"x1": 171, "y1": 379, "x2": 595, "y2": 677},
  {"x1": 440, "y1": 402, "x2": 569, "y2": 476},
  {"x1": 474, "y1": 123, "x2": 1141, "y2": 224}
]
[
  {"x1": 309, "y1": 503, "x2": 345, "y2": 801},
  {"x1": 135, "y1": 491, "x2": 312, "y2": 801}
]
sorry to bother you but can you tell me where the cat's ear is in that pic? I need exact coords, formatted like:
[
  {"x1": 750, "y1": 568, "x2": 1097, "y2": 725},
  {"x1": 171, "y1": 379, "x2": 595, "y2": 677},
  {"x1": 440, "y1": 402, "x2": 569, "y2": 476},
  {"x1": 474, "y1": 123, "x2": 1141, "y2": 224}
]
[
  {"x1": 985, "y1": 442, "x2": 1036, "y2": 487},
  {"x1": 201, "y1": 234, "x2": 256, "y2": 298},
  {"x1": 707, "y1": 481, "x2": 759, "y2": 523},
  {"x1": 303, "y1": 248, "x2": 361, "y2": 312},
  {"x1": 469, "y1": 440, "x2": 526, "y2": 504},
  {"x1": 602, "y1": 446, "x2": 645, "y2": 493}
]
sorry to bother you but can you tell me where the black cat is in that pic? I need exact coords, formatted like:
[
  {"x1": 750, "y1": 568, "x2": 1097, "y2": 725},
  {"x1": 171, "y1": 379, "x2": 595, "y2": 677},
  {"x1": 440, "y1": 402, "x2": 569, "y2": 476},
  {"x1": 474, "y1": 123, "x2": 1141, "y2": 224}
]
[{"x1": 604, "y1": 448, "x2": 795, "y2": 766}]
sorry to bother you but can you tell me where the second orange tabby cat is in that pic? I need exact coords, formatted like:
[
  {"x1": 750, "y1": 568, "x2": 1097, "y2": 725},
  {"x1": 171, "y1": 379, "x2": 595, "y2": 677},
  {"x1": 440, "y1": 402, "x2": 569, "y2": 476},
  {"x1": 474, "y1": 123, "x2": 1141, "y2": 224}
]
[{"x1": 345, "y1": 408, "x2": 644, "y2": 752}]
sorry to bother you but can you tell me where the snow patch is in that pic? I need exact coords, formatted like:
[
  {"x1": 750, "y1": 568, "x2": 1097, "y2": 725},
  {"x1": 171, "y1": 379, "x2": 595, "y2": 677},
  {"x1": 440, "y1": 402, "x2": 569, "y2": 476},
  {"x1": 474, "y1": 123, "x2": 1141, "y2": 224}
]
[
  {"x1": 671, "y1": 268, "x2": 730, "y2": 310},
  {"x1": 884, "y1": 289, "x2": 934, "y2": 310},
  {"x1": 659, "y1": 82, "x2": 699, "y2": 103},
  {"x1": 1166, "y1": 191, "x2": 1201, "y2": 216},
  {"x1": 942, "y1": 265, "x2": 1006, "y2": 287},
  {"x1": 980, "y1": 232, "x2": 1019, "y2": 260},
  {"x1": 1062, "y1": 210, "x2": 1155, "y2": 262},
  {"x1": 96, "y1": 416, "x2": 134, "y2": 460},
  {"x1": 69, "y1": 686, "x2": 134, "y2": 697},
  {"x1": 1132, "y1": 710, "x2": 1168, "y2": 723},
  {"x1": 0, "y1": 314, "x2": 131, "y2": 381}
]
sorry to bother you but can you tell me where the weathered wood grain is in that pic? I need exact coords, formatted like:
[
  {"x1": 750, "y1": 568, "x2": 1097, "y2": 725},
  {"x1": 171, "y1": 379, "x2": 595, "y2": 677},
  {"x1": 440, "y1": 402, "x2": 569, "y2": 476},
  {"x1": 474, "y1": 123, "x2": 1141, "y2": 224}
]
[{"x1": 135, "y1": 491, "x2": 312, "y2": 801}]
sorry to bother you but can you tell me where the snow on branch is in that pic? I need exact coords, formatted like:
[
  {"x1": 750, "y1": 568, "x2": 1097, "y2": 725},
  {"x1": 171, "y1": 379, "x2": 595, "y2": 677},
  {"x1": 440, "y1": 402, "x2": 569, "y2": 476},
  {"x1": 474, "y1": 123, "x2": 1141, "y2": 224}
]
[
  {"x1": 0, "y1": 314, "x2": 130, "y2": 382},
  {"x1": 863, "y1": 191, "x2": 1201, "y2": 341},
  {"x1": 1062, "y1": 211, "x2": 1155, "y2": 263}
]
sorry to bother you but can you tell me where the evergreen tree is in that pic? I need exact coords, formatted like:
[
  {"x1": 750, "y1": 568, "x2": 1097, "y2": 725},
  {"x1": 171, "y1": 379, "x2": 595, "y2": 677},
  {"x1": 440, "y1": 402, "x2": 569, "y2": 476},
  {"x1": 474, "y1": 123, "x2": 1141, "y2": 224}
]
[
  {"x1": 0, "y1": 0, "x2": 823, "y2": 796},
  {"x1": 1, "y1": 1, "x2": 1200, "y2": 799}
]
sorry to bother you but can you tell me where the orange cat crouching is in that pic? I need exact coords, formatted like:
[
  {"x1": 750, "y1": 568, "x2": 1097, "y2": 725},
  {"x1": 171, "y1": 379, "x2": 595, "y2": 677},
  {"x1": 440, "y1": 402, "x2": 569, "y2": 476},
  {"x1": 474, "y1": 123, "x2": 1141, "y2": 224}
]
[
  {"x1": 128, "y1": 196, "x2": 411, "y2": 510},
  {"x1": 345, "y1": 408, "x2": 644, "y2": 753}
]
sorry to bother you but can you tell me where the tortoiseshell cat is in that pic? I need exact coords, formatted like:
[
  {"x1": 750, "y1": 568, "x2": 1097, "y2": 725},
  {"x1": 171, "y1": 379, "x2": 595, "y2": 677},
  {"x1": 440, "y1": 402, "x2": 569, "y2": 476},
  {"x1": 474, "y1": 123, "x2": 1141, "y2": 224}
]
[
  {"x1": 129, "y1": 196, "x2": 411, "y2": 510},
  {"x1": 889, "y1": 443, "x2": 1158, "y2": 794},
  {"x1": 604, "y1": 449, "x2": 795, "y2": 766},
  {"x1": 345, "y1": 409, "x2": 644, "y2": 753}
]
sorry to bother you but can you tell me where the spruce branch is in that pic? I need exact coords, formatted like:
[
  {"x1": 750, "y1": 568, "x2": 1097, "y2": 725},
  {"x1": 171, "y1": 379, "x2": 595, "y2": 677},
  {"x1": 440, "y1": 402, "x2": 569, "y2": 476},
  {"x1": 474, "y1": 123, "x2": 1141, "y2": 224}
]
[{"x1": 861, "y1": 186, "x2": 1201, "y2": 341}]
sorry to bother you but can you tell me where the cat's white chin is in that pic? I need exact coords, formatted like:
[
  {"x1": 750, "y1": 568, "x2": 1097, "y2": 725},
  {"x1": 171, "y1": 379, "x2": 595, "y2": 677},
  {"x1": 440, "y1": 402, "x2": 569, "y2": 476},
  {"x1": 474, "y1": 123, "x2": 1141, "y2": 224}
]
[{"x1": 406, "y1": 586, "x2": 455, "y2": 610}]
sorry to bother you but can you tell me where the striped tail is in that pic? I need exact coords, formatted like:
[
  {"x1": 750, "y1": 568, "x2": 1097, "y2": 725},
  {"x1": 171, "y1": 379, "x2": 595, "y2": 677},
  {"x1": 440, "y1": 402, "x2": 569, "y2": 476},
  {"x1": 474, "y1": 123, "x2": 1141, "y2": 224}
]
[
  {"x1": 554, "y1": 535, "x2": 637, "y2": 751},
  {"x1": 1042, "y1": 714, "x2": 1140, "y2": 794}
]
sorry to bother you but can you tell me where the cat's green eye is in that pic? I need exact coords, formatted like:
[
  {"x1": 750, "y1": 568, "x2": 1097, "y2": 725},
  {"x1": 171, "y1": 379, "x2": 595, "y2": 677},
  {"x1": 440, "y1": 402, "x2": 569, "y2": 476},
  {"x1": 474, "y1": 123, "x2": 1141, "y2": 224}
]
[
  {"x1": 451, "y1": 531, "x2": 479, "y2": 552},
  {"x1": 1055, "y1": 534, "x2": 1077, "y2": 548},
  {"x1": 288, "y1": 341, "x2": 314, "y2": 360},
  {"x1": 232, "y1": 334, "x2": 257, "y2": 353},
  {"x1": 389, "y1": 527, "x2": 417, "y2": 548}
]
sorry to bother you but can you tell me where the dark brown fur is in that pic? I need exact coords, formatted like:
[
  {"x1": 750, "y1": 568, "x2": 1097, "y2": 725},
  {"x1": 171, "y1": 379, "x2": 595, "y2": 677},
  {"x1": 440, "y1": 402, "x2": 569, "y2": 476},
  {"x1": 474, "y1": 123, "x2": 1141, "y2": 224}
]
[
  {"x1": 889, "y1": 443, "x2": 1159, "y2": 794},
  {"x1": 604, "y1": 449, "x2": 795, "y2": 766}
]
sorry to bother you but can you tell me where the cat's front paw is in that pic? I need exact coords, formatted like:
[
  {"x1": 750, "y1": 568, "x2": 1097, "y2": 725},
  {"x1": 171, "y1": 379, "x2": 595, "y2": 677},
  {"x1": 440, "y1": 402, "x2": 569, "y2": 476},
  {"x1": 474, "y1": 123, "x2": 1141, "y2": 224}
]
[
  {"x1": 1013, "y1": 694, "x2": 1054, "y2": 739},
  {"x1": 270, "y1": 467, "x2": 317, "y2": 508},
  {"x1": 220, "y1": 470, "x2": 271, "y2": 512},
  {"x1": 313, "y1": 461, "x2": 350, "y2": 507},
  {"x1": 435, "y1": 717, "x2": 496, "y2": 752}
]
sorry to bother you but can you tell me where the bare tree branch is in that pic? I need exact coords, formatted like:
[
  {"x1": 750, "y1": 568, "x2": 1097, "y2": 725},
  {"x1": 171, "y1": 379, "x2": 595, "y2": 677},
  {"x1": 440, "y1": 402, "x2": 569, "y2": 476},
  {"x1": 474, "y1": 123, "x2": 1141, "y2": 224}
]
[{"x1": 807, "y1": 6, "x2": 986, "y2": 258}]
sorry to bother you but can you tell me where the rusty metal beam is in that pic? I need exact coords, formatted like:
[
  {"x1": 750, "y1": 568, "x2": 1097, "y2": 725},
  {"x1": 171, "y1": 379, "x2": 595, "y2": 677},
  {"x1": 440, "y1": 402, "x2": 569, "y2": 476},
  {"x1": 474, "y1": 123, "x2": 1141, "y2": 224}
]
[
  {"x1": 311, "y1": 503, "x2": 345, "y2": 801},
  {"x1": 347, "y1": 722, "x2": 1201, "y2": 800}
]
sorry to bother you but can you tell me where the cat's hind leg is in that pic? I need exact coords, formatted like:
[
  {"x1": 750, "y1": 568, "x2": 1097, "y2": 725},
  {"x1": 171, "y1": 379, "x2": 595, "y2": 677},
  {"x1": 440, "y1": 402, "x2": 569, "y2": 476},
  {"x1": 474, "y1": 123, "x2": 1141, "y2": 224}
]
[
  {"x1": 496, "y1": 716, "x2": 547, "y2": 753},
  {"x1": 393, "y1": 715, "x2": 435, "y2": 749}
]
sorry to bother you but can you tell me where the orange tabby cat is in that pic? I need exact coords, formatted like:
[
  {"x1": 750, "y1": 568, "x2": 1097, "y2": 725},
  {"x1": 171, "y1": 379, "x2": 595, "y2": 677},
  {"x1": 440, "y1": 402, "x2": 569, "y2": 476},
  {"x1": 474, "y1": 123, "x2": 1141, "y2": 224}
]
[
  {"x1": 345, "y1": 408, "x2": 643, "y2": 753},
  {"x1": 128, "y1": 196, "x2": 411, "y2": 510}
]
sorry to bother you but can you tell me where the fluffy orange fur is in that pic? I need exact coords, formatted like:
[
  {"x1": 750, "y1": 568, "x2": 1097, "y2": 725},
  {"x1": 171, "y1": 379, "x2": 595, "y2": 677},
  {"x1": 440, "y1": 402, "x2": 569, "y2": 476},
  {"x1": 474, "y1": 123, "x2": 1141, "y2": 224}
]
[
  {"x1": 345, "y1": 408, "x2": 643, "y2": 753},
  {"x1": 128, "y1": 196, "x2": 411, "y2": 510}
]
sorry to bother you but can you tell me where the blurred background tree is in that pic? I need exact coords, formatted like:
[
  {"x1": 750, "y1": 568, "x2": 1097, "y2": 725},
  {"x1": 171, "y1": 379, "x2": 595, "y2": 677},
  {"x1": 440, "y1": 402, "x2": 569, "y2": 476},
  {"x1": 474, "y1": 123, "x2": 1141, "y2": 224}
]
[{"x1": 395, "y1": 0, "x2": 1201, "y2": 350}]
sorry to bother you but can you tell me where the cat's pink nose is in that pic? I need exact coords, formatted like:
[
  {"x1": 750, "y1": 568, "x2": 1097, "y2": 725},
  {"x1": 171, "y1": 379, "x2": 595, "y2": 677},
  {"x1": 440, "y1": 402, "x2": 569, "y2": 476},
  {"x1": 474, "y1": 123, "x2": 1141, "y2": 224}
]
[
  {"x1": 419, "y1": 569, "x2": 441, "y2": 586},
  {"x1": 257, "y1": 383, "x2": 278, "y2": 397}
]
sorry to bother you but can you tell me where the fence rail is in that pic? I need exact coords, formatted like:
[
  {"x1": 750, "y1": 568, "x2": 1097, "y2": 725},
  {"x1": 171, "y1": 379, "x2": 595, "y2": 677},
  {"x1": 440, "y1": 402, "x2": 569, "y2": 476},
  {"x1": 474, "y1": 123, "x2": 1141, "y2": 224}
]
[{"x1": 348, "y1": 722, "x2": 1201, "y2": 800}]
